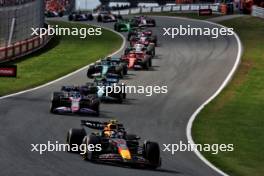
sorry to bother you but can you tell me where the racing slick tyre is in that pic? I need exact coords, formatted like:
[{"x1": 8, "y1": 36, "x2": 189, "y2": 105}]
[
  {"x1": 66, "y1": 128, "x2": 86, "y2": 153},
  {"x1": 97, "y1": 15, "x2": 102, "y2": 22},
  {"x1": 87, "y1": 14, "x2": 94, "y2": 21},
  {"x1": 114, "y1": 23, "x2": 121, "y2": 32},
  {"x1": 117, "y1": 93, "x2": 123, "y2": 104},
  {"x1": 123, "y1": 66, "x2": 128, "y2": 75},
  {"x1": 93, "y1": 103, "x2": 100, "y2": 116},
  {"x1": 59, "y1": 11, "x2": 64, "y2": 17},
  {"x1": 114, "y1": 24, "x2": 118, "y2": 31},
  {"x1": 117, "y1": 14, "x2": 123, "y2": 20},
  {"x1": 143, "y1": 61, "x2": 150, "y2": 70},
  {"x1": 124, "y1": 48, "x2": 131, "y2": 55},
  {"x1": 68, "y1": 15, "x2": 73, "y2": 21},
  {"x1": 50, "y1": 92, "x2": 62, "y2": 113},
  {"x1": 149, "y1": 58, "x2": 152, "y2": 67},
  {"x1": 152, "y1": 21, "x2": 156, "y2": 27},
  {"x1": 150, "y1": 36, "x2": 158, "y2": 47},
  {"x1": 119, "y1": 70, "x2": 124, "y2": 78},
  {"x1": 143, "y1": 141, "x2": 161, "y2": 169},
  {"x1": 87, "y1": 65, "x2": 95, "y2": 78},
  {"x1": 82, "y1": 135, "x2": 101, "y2": 161},
  {"x1": 123, "y1": 93, "x2": 126, "y2": 99}
]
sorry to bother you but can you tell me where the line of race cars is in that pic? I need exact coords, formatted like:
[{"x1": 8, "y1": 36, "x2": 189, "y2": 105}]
[
  {"x1": 67, "y1": 11, "x2": 156, "y2": 29},
  {"x1": 50, "y1": 15, "x2": 161, "y2": 169}
]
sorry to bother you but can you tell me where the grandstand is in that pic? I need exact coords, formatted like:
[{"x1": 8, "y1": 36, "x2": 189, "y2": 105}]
[
  {"x1": 45, "y1": 0, "x2": 74, "y2": 13},
  {"x1": 0, "y1": 0, "x2": 48, "y2": 62}
]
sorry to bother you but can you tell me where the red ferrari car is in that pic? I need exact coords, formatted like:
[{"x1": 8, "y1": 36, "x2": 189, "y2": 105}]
[{"x1": 121, "y1": 50, "x2": 152, "y2": 70}]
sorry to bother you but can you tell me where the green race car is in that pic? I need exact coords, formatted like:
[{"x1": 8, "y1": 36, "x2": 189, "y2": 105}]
[
  {"x1": 87, "y1": 57, "x2": 128, "y2": 79},
  {"x1": 114, "y1": 19, "x2": 137, "y2": 32}
]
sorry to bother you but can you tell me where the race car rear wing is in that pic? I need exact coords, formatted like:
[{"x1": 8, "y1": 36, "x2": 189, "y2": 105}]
[
  {"x1": 81, "y1": 120, "x2": 125, "y2": 131},
  {"x1": 81, "y1": 120, "x2": 105, "y2": 130}
]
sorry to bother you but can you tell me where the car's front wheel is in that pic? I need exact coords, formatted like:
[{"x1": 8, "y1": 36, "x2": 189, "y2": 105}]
[
  {"x1": 143, "y1": 141, "x2": 161, "y2": 169},
  {"x1": 82, "y1": 135, "x2": 101, "y2": 161},
  {"x1": 66, "y1": 128, "x2": 86, "y2": 153}
]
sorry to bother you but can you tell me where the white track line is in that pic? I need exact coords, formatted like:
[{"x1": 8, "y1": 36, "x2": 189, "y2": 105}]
[
  {"x1": 0, "y1": 22, "x2": 126, "y2": 100},
  {"x1": 186, "y1": 20, "x2": 242, "y2": 176},
  {"x1": 154, "y1": 16, "x2": 242, "y2": 176}
]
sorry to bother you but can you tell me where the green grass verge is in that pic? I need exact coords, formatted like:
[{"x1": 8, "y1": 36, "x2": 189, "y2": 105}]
[
  {"x1": 0, "y1": 21, "x2": 122, "y2": 96},
  {"x1": 193, "y1": 16, "x2": 264, "y2": 176},
  {"x1": 141, "y1": 12, "x2": 222, "y2": 20}
]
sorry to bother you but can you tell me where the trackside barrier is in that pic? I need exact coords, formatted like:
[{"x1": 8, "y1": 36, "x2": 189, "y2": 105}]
[
  {"x1": 252, "y1": 5, "x2": 264, "y2": 18},
  {"x1": 112, "y1": 4, "x2": 220, "y2": 15},
  {"x1": 0, "y1": 34, "x2": 52, "y2": 63}
]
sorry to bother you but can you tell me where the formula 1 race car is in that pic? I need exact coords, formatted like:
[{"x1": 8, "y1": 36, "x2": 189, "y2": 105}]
[
  {"x1": 66, "y1": 120, "x2": 161, "y2": 169},
  {"x1": 92, "y1": 74, "x2": 126, "y2": 103},
  {"x1": 87, "y1": 57, "x2": 128, "y2": 79},
  {"x1": 122, "y1": 50, "x2": 152, "y2": 70},
  {"x1": 125, "y1": 43, "x2": 155, "y2": 57},
  {"x1": 130, "y1": 34, "x2": 157, "y2": 47},
  {"x1": 114, "y1": 19, "x2": 137, "y2": 32},
  {"x1": 45, "y1": 11, "x2": 64, "y2": 17},
  {"x1": 133, "y1": 16, "x2": 156, "y2": 27},
  {"x1": 68, "y1": 11, "x2": 94, "y2": 21},
  {"x1": 127, "y1": 28, "x2": 156, "y2": 41},
  {"x1": 97, "y1": 11, "x2": 122, "y2": 23},
  {"x1": 50, "y1": 89, "x2": 100, "y2": 116}
]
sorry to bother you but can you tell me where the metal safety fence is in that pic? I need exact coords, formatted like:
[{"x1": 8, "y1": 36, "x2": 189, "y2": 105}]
[
  {"x1": 111, "y1": 4, "x2": 220, "y2": 15},
  {"x1": 0, "y1": 0, "x2": 44, "y2": 47},
  {"x1": 0, "y1": 0, "x2": 48, "y2": 62},
  {"x1": 252, "y1": 5, "x2": 264, "y2": 18},
  {"x1": 0, "y1": 34, "x2": 52, "y2": 63}
]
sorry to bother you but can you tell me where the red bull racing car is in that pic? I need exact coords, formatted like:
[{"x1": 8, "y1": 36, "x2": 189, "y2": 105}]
[{"x1": 66, "y1": 120, "x2": 161, "y2": 169}]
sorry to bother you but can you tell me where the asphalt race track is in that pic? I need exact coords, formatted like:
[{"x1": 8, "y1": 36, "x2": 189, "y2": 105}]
[{"x1": 0, "y1": 16, "x2": 239, "y2": 176}]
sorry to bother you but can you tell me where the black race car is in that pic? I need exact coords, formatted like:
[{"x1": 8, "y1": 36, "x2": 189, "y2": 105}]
[
  {"x1": 66, "y1": 120, "x2": 161, "y2": 169},
  {"x1": 68, "y1": 11, "x2": 94, "y2": 21},
  {"x1": 50, "y1": 88, "x2": 100, "y2": 116},
  {"x1": 97, "y1": 11, "x2": 122, "y2": 23}
]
